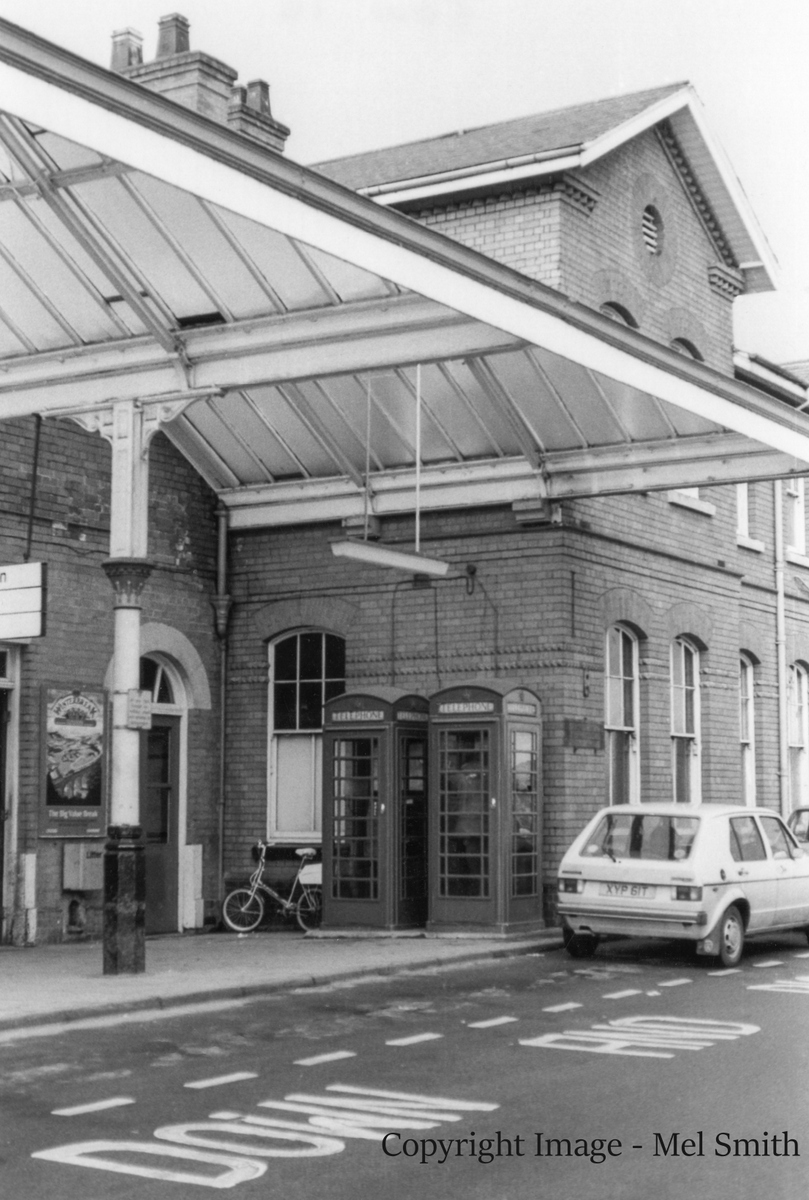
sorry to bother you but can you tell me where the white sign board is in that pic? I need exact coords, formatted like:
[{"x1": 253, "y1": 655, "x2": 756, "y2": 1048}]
[{"x1": 0, "y1": 562, "x2": 46, "y2": 638}]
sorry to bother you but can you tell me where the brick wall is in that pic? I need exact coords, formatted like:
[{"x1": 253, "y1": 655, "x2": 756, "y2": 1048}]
[{"x1": 1, "y1": 417, "x2": 220, "y2": 942}]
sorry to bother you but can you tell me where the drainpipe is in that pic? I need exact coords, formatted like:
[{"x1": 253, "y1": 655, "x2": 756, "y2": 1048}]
[
  {"x1": 774, "y1": 480, "x2": 788, "y2": 815},
  {"x1": 212, "y1": 504, "x2": 232, "y2": 904}
]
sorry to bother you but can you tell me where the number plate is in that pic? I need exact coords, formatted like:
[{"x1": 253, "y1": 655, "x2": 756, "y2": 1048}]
[{"x1": 599, "y1": 882, "x2": 656, "y2": 899}]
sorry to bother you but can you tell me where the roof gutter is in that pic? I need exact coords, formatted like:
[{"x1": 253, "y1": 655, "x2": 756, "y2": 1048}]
[{"x1": 358, "y1": 144, "x2": 583, "y2": 198}]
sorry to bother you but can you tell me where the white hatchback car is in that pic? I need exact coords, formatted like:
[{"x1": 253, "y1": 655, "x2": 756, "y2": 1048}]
[{"x1": 557, "y1": 803, "x2": 809, "y2": 966}]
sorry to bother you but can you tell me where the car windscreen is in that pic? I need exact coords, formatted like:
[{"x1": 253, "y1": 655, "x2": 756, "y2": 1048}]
[{"x1": 582, "y1": 813, "x2": 700, "y2": 861}]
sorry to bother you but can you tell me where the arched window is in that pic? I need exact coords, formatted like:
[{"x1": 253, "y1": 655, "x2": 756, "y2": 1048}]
[
  {"x1": 268, "y1": 631, "x2": 346, "y2": 841},
  {"x1": 670, "y1": 337, "x2": 703, "y2": 361},
  {"x1": 788, "y1": 663, "x2": 809, "y2": 809},
  {"x1": 604, "y1": 625, "x2": 639, "y2": 805},
  {"x1": 140, "y1": 656, "x2": 175, "y2": 706},
  {"x1": 671, "y1": 637, "x2": 701, "y2": 804},
  {"x1": 599, "y1": 302, "x2": 638, "y2": 328},
  {"x1": 739, "y1": 655, "x2": 756, "y2": 806}
]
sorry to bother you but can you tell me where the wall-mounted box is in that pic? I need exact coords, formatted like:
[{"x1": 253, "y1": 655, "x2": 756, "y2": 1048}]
[{"x1": 63, "y1": 841, "x2": 104, "y2": 891}]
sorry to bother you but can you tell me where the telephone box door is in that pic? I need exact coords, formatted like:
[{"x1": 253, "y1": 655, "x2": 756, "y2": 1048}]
[{"x1": 431, "y1": 723, "x2": 500, "y2": 927}]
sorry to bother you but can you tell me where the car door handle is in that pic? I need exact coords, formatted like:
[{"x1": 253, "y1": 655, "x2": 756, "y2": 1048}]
[{"x1": 737, "y1": 869, "x2": 749, "y2": 877}]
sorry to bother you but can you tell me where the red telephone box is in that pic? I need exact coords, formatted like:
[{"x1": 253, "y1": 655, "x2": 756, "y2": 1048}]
[
  {"x1": 322, "y1": 688, "x2": 428, "y2": 929},
  {"x1": 428, "y1": 683, "x2": 543, "y2": 934}
]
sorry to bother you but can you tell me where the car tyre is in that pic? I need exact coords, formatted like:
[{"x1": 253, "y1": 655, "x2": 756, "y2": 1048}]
[
  {"x1": 565, "y1": 933, "x2": 599, "y2": 959},
  {"x1": 717, "y1": 904, "x2": 744, "y2": 968}
]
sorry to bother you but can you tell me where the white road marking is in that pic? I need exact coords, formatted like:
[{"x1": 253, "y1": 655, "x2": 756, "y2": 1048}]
[
  {"x1": 542, "y1": 1002, "x2": 582, "y2": 1013},
  {"x1": 646, "y1": 991, "x2": 661, "y2": 996},
  {"x1": 792, "y1": 951, "x2": 809, "y2": 958},
  {"x1": 520, "y1": 1015, "x2": 760, "y2": 1059},
  {"x1": 385, "y1": 1033, "x2": 443, "y2": 1046},
  {"x1": 467, "y1": 1016, "x2": 518, "y2": 1028},
  {"x1": 294, "y1": 1051, "x2": 357, "y2": 1066},
  {"x1": 751, "y1": 959, "x2": 784, "y2": 968},
  {"x1": 748, "y1": 976, "x2": 809, "y2": 994},
  {"x1": 658, "y1": 978, "x2": 692, "y2": 987},
  {"x1": 52, "y1": 1097, "x2": 135, "y2": 1117},
  {"x1": 184, "y1": 1072, "x2": 258, "y2": 1089},
  {"x1": 602, "y1": 988, "x2": 642, "y2": 999},
  {"x1": 707, "y1": 968, "x2": 741, "y2": 976}
]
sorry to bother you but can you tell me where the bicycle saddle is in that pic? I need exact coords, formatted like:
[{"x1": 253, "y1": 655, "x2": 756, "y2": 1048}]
[{"x1": 295, "y1": 846, "x2": 317, "y2": 858}]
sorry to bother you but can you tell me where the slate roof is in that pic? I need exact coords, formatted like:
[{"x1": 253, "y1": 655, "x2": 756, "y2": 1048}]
[{"x1": 315, "y1": 83, "x2": 688, "y2": 191}]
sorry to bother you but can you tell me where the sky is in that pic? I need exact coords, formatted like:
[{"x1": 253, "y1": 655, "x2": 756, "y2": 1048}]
[{"x1": 1, "y1": 0, "x2": 808, "y2": 363}]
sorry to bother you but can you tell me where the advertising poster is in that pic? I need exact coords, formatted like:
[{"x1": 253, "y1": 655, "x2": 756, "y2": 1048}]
[{"x1": 40, "y1": 687, "x2": 106, "y2": 837}]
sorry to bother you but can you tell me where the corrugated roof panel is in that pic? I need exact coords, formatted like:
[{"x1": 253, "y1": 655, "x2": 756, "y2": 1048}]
[
  {"x1": 593, "y1": 374, "x2": 691, "y2": 441},
  {"x1": 0, "y1": 249, "x2": 75, "y2": 349},
  {"x1": 74, "y1": 176, "x2": 214, "y2": 320},
  {"x1": 182, "y1": 401, "x2": 271, "y2": 486},
  {"x1": 407, "y1": 362, "x2": 499, "y2": 459},
  {"x1": 248, "y1": 386, "x2": 344, "y2": 476},
  {"x1": 488, "y1": 349, "x2": 582, "y2": 451},
  {"x1": 528, "y1": 348, "x2": 626, "y2": 446},
  {"x1": 0, "y1": 200, "x2": 121, "y2": 342},
  {"x1": 301, "y1": 244, "x2": 394, "y2": 302},
  {"x1": 441, "y1": 360, "x2": 523, "y2": 456},
  {"x1": 128, "y1": 173, "x2": 277, "y2": 320},
  {"x1": 212, "y1": 208, "x2": 332, "y2": 312}
]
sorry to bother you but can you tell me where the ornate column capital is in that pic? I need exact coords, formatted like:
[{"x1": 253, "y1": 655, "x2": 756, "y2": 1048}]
[{"x1": 102, "y1": 558, "x2": 153, "y2": 607}]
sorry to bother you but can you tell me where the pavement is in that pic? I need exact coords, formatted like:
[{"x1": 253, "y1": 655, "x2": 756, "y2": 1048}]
[{"x1": 0, "y1": 928, "x2": 563, "y2": 1031}]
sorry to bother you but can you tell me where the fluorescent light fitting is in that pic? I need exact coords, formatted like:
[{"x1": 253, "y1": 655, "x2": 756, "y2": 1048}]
[{"x1": 330, "y1": 539, "x2": 450, "y2": 577}]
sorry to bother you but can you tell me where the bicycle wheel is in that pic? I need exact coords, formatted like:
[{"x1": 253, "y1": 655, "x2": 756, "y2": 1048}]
[
  {"x1": 296, "y1": 888, "x2": 322, "y2": 932},
  {"x1": 222, "y1": 888, "x2": 265, "y2": 933}
]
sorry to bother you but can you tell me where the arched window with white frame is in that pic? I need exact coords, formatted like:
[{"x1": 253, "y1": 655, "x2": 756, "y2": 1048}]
[
  {"x1": 671, "y1": 637, "x2": 701, "y2": 804},
  {"x1": 268, "y1": 630, "x2": 346, "y2": 842},
  {"x1": 739, "y1": 654, "x2": 756, "y2": 806},
  {"x1": 604, "y1": 624, "x2": 640, "y2": 805},
  {"x1": 788, "y1": 662, "x2": 809, "y2": 810}
]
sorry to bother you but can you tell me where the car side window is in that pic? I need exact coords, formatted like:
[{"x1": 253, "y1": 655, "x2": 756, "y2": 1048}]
[
  {"x1": 729, "y1": 816, "x2": 767, "y2": 862},
  {"x1": 791, "y1": 810, "x2": 809, "y2": 840},
  {"x1": 759, "y1": 815, "x2": 795, "y2": 860}
]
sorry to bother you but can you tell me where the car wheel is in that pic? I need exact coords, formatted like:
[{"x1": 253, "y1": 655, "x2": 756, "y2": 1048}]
[
  {"x1": 565, "y1": 933, "x2": 598, "y2": 959},
  {"x1": 717, "y1": 905, "x2": 744, "y2": 968}
]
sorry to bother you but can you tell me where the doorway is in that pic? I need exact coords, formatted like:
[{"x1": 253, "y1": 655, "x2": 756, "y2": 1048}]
[{"x1": 140, "y1": 713, "x2": 181, "y2": 934}]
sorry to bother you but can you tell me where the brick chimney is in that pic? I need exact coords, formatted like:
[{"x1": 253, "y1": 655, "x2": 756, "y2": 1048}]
[
  {"x1": 111, "y1": 13, "x2": 289, "y2": 151},
  {"x1": 112, "y1": 14, "x2": 236, "y2": 128},
  {"x1": 110, "y1": 28, "x2": 143, "y2": 72},
  {"x1": 228, "y1": 80, "x2": 290, "y2": 153}
]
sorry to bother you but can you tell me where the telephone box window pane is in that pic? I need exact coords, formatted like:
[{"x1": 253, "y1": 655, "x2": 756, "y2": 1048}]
[
  {"x1": 439, "y1": 729, "x2": 489, "y2": 897},
  {"x1": 401, "y1": 738, "x2": 427, "y2": 901},
  {"x1": 331, "y1": 736, "x2": 379, "y2": 900},
  {"x1": 511, "y1": 729, "x2": 538, "y2": 896}
]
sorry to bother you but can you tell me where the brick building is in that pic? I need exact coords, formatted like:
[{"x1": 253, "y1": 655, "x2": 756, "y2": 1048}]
[{"x1": 0, "y1": 15, "x2": 808, "y2": 950}]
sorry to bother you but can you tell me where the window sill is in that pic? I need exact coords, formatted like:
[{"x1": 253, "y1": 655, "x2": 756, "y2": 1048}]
[
  {"x1": 667, "y1": 491, "x2": 716, "y2": 516},
  {"x1": 786, "y1": 549, "x2": 809, "y2": 568},
  {"x1": 737, "y1": 535, "x2": 765, "y2": 553}
]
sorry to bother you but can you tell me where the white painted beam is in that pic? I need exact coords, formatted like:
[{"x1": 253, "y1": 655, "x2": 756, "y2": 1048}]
[{"x1": 0, "y1": 45, "x2": 801, "y2": 463}]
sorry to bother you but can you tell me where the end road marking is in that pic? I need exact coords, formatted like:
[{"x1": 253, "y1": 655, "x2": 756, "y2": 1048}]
[
  {"x1": 294, "y1": 1051, "x2": 357, "y2": 1066},
  {"x1": 602, "y1": 989, "x2": 642, "y2": 999},
  {"x1": 467, "y1": 1017, "x2": 518, "y2": 1028},
  {"x1": 752, "y1": 960, "x2": 784, "y2": 968},
  {"x1": 184, "y1": 1072, "x2": 258, "y2": 1089},
  {"x1": 53, "y1": 1097, "x2": 135, "y2": 1116},
  {"x1": 385, "y1": 1033, "x2": 443, "y2": 1046},
  {"x1": 542, "y1": 1003, "x2": 582, "y2": 1013},
  {"x1": 658, "y1": 978, "x2": 692, "y2": 988},
  {"x1": 707, "y1": 968, "x2": 741, "y2": 976}
]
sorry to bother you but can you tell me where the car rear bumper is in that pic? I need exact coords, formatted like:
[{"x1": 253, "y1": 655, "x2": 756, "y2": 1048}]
[{"x1": 558, "y1": 901, "x2": 709, "y2": 939}]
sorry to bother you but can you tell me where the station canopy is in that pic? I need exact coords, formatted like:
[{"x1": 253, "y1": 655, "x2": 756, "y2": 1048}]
[{"x1": 0, "y1": 20, "x2": 808, "y2": 532}]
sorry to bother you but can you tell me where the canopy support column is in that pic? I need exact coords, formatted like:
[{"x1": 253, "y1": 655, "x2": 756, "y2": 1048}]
[{"x1": 98, "y1": 400, "x2": 152, "y2": 974}]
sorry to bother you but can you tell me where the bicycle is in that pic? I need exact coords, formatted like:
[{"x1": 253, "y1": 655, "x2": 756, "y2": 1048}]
[{"x1": 222, "y1": 842, "x2": 323, "y2": 933}]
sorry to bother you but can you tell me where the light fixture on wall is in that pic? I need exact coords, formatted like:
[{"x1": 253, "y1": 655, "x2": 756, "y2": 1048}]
[{"x1": 330, "y1": 539, "x2": 450, "y2": 577}]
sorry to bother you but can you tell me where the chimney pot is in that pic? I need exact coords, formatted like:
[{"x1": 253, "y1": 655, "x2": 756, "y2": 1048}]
[
  {"x1": 111, "y1": 28, "x2": 143, "y2": 72},
  {"x1": 245, "y1": 80, "x2": 271, "y2": 116},
  {"x1": 156, "y1": 13, "x2": 191, "y2": 58}
]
